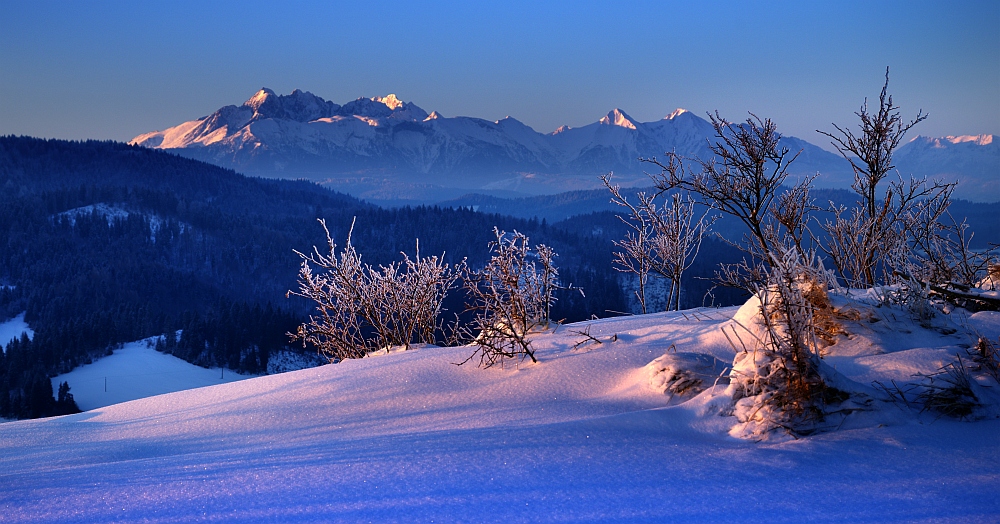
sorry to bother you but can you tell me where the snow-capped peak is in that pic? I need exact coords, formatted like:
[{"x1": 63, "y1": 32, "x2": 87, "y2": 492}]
[
  {"x1": 375, "y1": 94, "x2": 405, "y2": 110},
  {"x1": 665, "y1": 108, "x2": 689, "y2": 120},
  {"x1": 424, "y1": 111, "x2": 444, "y2": 121},
  {"x1": 239, "y1": 88, "x2": 341, "y2": 122},
  {"x1": 338, "y1": 95, "x2": 427, "y2": 121},
  {"x1": 244, "y1": 88, "x2": 276, "y2": 111},
  {"x1": 552, "y1": 125, "x2": 572, "y2": 134},
  {"x1": 599, "y1": 108, "x2": 638, "y2": 130}
]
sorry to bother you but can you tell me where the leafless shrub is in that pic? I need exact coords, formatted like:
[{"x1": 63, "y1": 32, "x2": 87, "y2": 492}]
[
  {"x1": 456, "y1": 229, "x2": 562, "y2": 368},
  {"x1": 647, "y1": 352, "x2": 730, "y2": 399},
  {"x1": 289, "y1": 219, "x2": 462, "y2": 362},
  {"x1": 640, "y1": 111, "x2": 854, "y2": 437},
  {"x1": 971, "y1": 337, "x2": 1000, "y2": 383},
  {"x1": 569, "y1": 325, "x2": 603, "y2": 351}
]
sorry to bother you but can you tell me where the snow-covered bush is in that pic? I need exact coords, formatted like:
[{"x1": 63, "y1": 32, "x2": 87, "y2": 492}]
[
  {"x1": 289, "y1": 219, "x2": 462, "y2": 362},
  {"x1": 636, "y1": 72, "x2": 996, "y2": 437},
  {"x1": 456, "y1": 228, "x2": 560, "y2": 368},
  {"x1": 725, "y1": 248, "x2": 848, "y2": 437},
  {"x1": 641, "y1": 110, "x2": 850, "y2": 437}
]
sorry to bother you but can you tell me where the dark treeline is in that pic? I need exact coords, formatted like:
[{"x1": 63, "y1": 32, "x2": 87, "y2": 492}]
[{"x1": 0, "y1": 136, "x2": 629, "y2": 419}]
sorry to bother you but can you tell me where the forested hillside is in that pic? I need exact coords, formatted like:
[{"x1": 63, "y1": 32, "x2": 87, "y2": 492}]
[{"x1": 0, "y1": 137, "x2": 644, "y2": 419}]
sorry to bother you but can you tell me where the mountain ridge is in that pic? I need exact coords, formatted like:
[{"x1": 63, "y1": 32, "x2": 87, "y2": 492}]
[{"x1": 130, "y1": 89, "x2": 997, "y2": 203}]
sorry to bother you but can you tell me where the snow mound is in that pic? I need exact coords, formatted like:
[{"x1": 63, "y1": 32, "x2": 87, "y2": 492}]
[{"x1": 645, "y1": 351, "x2": 729, "y2": 399}]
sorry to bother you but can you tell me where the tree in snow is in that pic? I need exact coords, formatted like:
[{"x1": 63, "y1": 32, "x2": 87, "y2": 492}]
[
  {"x1": 289, "y1": 218, "x2": 462, "y2": 362},
  {"x1": 644, "y1": 113, "x2": 808, "y2": 268},
  {"x1": 817, "y1": 69, "x2": 951, "y2": 289},
  {"x1": 456, "y1": 228, "x2": 562, "y2": 367},
  {"x1": 818, "y1": 68, "x2": 998, "y2": 313},
  {"x1": 602, "y1": 174, "x2": 715, "y2": 312}
]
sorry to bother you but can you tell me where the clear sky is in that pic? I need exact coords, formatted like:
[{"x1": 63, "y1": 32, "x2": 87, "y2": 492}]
[{"x1": 1, "y1": 0, "x2": 997, "y2": 150}]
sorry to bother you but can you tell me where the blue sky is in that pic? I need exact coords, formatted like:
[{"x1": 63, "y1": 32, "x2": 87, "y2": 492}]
[{"x1": 1, "y1": 0, "x2": 997, "y2": 149}]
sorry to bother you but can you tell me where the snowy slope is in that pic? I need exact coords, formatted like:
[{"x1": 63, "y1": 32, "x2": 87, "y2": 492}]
[
  {"x1": 2, "y1": 302, "x2": 999, "y2": 522},
  {"x1": 50, "y1": 337, "x2": 252, "y2": 411}
]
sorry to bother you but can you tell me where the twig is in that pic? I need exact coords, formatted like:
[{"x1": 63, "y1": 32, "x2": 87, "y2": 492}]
[{"x1": 569, "y1": 326, "x2": 604, "y2": 351}]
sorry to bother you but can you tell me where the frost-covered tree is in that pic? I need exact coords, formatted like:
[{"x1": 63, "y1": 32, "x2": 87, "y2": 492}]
[
  {"x1": 602, "y1": 174, "x2": 714, "y2": 312},
  {"x1": 645, "y1": 113, "x2": 803, "y2": 267},
  {"x1": 642, "y1": 113, "x2": 843, "y2": 436},
  {"x1": 817, "y1": 68, "x2": 956, "y2": 289}
]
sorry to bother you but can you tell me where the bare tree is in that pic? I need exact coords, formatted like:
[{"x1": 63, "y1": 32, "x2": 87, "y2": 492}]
[
  {"x1": 602, "y1": 174, "x2": 715, "y2": 312},
  {"x1": 645, "y1": 113, "x2": 802, "y2": 266},
  {"x1": 818, "y1": 68, "x2": 955, "y2": 288},
  {"x1": 457, "y1": 228, "x2": 561, "y2": 368},
  {"x1": 648, "y1": 192, "x2": 717, "y2": 311},
  {"x1": 642, "y1": 112, "x2": 854, "y2": 437},
  {"x1": 819, "y1": 67, "x2": 926, "y2": 225},
  {"x1": 601, "y1": 173, "x2": 657, "y2": 313},
  {"x1": 289, "y1": 219, "x2": 462, "y2": 362}
]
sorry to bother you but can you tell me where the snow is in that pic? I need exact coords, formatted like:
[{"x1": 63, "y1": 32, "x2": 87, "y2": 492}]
[
  {"x1": 0, "y1": 312, "x2": 33, "y2": 350},
  {"x1": 2, "y1": 301, "x2": 999, "y2": 522},
  {"x1": 375, "y1": 93, "x2": 404, "y2": 110},
  {"x1": 599, "y1": 108, "x2": 639, "y2": 130},
  {"x1": 912, "y1": 134, "x2": 994, "y2": 146},
  {"x1": 55, "y1": 202, "x2": 130, "y2": 226},
  {"x1": 244, "y1": 87, "x2": 277, "y2": 111},
  {"x1": 49, "y1": 336, "x2": 252, "y2": 411},
  {"x1": 665, "y1": 108, "x2": 689, "y2": 119},
  {"x1": 53, "y1": 204, "x2": 186, "y2": 242}
]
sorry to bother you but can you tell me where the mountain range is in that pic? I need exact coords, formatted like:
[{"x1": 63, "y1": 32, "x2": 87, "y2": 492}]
[{"x1": 131, "y1": 89, "x2": 998, "y2": 203}]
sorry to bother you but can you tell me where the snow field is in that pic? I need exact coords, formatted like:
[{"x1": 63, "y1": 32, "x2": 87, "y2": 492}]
[
  {"x1": 50, "y1": 336, "x2": 252, "y2": 411},
  {"x1": 0, "y1": 303, "x2": 998, "y2": 522}
]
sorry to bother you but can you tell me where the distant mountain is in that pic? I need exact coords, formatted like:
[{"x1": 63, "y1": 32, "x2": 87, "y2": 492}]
[
  {"x1": 131, "y1": 89, "x2": 859, "y2": 202},
  {"x1": 893, "y1": 134, "x2": 998, "y2": 202}
]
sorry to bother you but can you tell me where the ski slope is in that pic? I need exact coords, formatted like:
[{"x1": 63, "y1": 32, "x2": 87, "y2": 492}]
[{"x1": 2, "y1": 303, "x2": 999, "y2": 522}]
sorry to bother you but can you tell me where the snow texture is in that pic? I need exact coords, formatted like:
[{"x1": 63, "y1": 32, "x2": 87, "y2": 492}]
[{"x1": 2, "y1": 302, "x2": 999, "y2": 522}]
